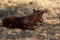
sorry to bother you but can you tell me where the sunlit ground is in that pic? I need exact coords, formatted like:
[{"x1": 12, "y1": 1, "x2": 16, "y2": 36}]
[{"x1": 0, "y1": 0, "x2": 60, "y2": 40}]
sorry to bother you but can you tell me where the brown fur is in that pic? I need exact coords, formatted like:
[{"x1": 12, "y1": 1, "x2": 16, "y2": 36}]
[{"x1": 2, "y1": 9, "x2": 47, "y2": 30}]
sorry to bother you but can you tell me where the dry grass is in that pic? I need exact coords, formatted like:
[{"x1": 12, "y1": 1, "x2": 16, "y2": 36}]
[{"x1": 0, "y1": 0, "x2": 60, "y2": 40}]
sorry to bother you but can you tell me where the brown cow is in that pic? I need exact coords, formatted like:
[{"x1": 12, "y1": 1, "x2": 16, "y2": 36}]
[{"x1": 2, "y1": 9, "x2": 48, "y2": 30}]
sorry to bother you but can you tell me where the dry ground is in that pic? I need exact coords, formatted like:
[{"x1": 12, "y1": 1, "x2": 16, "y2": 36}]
[
  {"x1": 0, "y1": 22, "x2": 60, "y2": 40},
  {"x1": 0, "y1": 0, "x2": 60, "y2": 40}
]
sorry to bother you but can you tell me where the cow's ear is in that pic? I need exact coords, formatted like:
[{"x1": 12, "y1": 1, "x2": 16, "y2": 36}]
[{"x1": 33, "y1": 9, "x2": 35, "y2": 12}]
